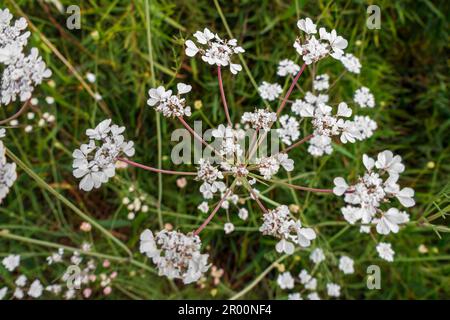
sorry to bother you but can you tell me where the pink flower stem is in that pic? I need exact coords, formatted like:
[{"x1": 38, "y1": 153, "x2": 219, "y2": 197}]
[
  {"x1": 118, "y1": 158, "x2": 197, "y2": 176},
  {"x1": 276, "y1": 63, "x2": 307, "y2": 117},
  {"x1": 283, "y1": 134, "x2": 314, "y2": 154},
  {"x1": 0, "y1": 99, "x2": 30, "y2": 125},
  {"x1": 177, "y1": 116, "x2": 220, "y2": 156},
  {"x1": 194, "y1": 189, "x2": 232, "y2": 236},
  {"x1": 217, "y1": 66, "x2": 232, "y2": 126},
  {"x1": 270, "y1": 179, "x2": 333, "y2": 194},
  {"x1": 248, "y1": 187, "x2": 268, "y2": 213}
]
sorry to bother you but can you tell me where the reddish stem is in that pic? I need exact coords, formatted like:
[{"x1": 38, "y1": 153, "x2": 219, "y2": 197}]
[
  {"x1": 283, "y1": 134, "x2": 314, "y2": 153},
  {"x1": 217, "y1": 66, "x2": 232, "y2": 126},
  {"x1": 275, "y1": 180, "x2": 333, "y2": 194},
  {"x1": 248, "y1": 187, "x2": 268, "y2": 213},
  {"x1": 276, "y1": 63, "x2": 307, "y2": 117},
  {"x1": 0, "y1": 100, "x2": 30, "y2": 125},
  {"x1": 118, "y1": 158, "x2": 197, "y2": 176},
  {"x1": 194, "y1": 189, "x2": 231, "y2": 236}
]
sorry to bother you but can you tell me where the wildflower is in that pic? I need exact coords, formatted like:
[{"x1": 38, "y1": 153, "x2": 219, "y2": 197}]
[
  {"x1": 327, "y1": 283, "x2": 341, "y2": 297},
  {"x1": 80, "y1": 222, "x2": 92, "y2": 232},
  {"x1": 241, "y1": 108, "x2": 277, "y2": 131},
  {"x1": 277, "y1": 271, "x2": 294, "y2": 290},
  {"x1": 85, "y1": 72, "x2": 96, "y2": 83},
  {"x1": 309, "y1": 248, "x2": 325, "y2": 264},
  {"x1": 198, "y1": 201, "x2": 209, "y2": 213},
  {"x1": 376, "y1": 242, "x2": 395, "y2": 262},
  {"x1": 340, "y1": 53, "x2": 361, "y2": 74},
  {"x1": 0, "y1": 287, "x2": 7, "y2": 300},
  {"x1": 196, "y1": 158, "x2": 226, "y2": 199},
  {"x1": 139, "y1": 229, "x2": 210, "y2": 284},
  {"x1": 299, "y1": 269, "x2": 317, "y2": 290},
  {"x1": 28, "y1": 279, "x2": 43, "y2": 298},
  {"x1": 2, "y1": 254, "x2": 20, "y2": 272},
  {"x1": 307, "y1": 292, "x2": 321, "y2": 300},
  {"x1": 72, "y1": 119, "x2": 135, "y2": 192},
  {"x1": 334, "y1": 151, "x2": 414, "y2": 233},
  {"x1": 238, "y1": 208, "x2": 248, "y2": 220},
  {"x1": 147, "y1": 83, "x2": 192, "y2": 118},
  {"x1": 354, "y1": 87, "x2": 375, "y2": 108},
  {"x1": 185, "y1": 28, "x2": 244, "y2": 74},
  {"x1": 288, "y1": 293, "x2": 302, "y2": 300},
  {"x1": 338, "y1": 256, "x2": 354, "y2": 274},
  {"x1": 277, "y1": 59, "x2": 300, "y2": 77},
  {"x1": 294, "y1": 18, "x2": 347, "y2": 64},
  {"x1": 15, "y1": 275, "x2": 27, "y2": 287},
  {"x1": 258, "y1": 82, "x2": 283, "y2": 101},
  {"x1": 0, "y1": 141, "x2": 17, "y2": 203},
  {"x1": 224, "y1": 222, "x2": 235, "y2": 234},
  {"x1": 277, "y1": 115, "x2": 300, "y2": 146},
  {"x1": 313, "y1": 74, "x2": 330, "y2": 91},
  {"x1": 176, "y1": 177, "x2": 187, "y2": 189},
  {"x1": 260, "y1": 205, "x2": 316, "y2": 254}
]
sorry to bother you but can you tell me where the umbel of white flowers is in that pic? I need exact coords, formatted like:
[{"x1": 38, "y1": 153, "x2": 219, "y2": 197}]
[
  {"x1": 139, "y1": 229, "x2": 210, "y2": 284},
  {"x1": 185, "y1": 27, "x2": 244, "y2": 74},
  {"x1": 0, "y1": 8, "x2": 52, "y2": 105},
  {"x1": 72, "y1": 119, "x2": 135, "y2": 191},
  {"x1": 333, "y1": 150, "x2": 415, "y2": 235},
  {"x1": 0, "y1": 137, "x2": 17, "y2": 204}
]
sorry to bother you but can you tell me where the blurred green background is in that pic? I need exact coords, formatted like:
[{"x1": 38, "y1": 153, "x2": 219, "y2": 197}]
[{"x1": 0, "y1": 0, "x2": 448, "y2": 299}]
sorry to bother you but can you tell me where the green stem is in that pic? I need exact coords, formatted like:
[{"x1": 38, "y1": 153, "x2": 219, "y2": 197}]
[{"x1": 6, "y1": 148, "x2": 132, "y2": 257}]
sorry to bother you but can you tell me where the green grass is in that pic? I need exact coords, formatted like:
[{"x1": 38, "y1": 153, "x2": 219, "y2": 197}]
[{"x1": 0, "y1": 0, "x2": 448, "y2": 299}]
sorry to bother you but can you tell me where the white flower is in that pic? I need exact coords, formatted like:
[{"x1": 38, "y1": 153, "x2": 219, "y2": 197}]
[
  {"x1": 277, "y1": 115, "x2": 300, "y2": 146},
  {"x1": 15, "y1": 274, "x2": 27, "y2": 287},
  {"x1": 198, "y1": 202, "x2": 209, "y2": 213},
  {"x1": 333, "y1": 177, "x2": 349, "y2": 196},
  {"x1": 377, "y1": 242, "x2": 395, "y2": 262},
  {"x1": 277, "y1": 271, "x2": 294, "y2": 290},
  {"x1": 85, "y1": 72, "x2": 96, "y2": 83},
  {"x1": 294, "y1": 35, "x2": 329, "y2": 65},
  {"x1": 1, "y1": 47, "x2": 52, "y2": 105},
  {"x1": 72, "y1": 120, "x2": 135, "y2": 192},
  {"x1": 241, "y1": 109, "x2": 277, "y2": 131},
  {"x1": 297, "y1": 225, "x2": 316, "y2": 247},
  {"x1": 275, "y1": 239, "x2": 295, "y2": 255},
  {"x1": 309, "y1": 248, "x2": 325, "y2": 264},
  {"x1": 376, "y1": 208, "x2": 410, "y2": 235},
  {"x1": 258, "y1": 82, "x2": 283, "y2": 101},
  {"x1": 277, "y1": 59, "x2": 300, "y2": 77},
  {"x1": 375, "y1": 150, "x2": 405, "y2": 176},
  {"x1": 28, "y1": 279, "x2": 43, "y2": 298},
  {"x1": 0, "y1": 141, "x2": 17, "y2": 203},
  {"x1": 238, "y1": 208, "x2": 248, "y2": 220},
  {"x1": 354, "y1": 87, "x2": 375, "y2": 108},
  {"x1": 224, "y1": 222, "x2": 235, "y2": 234},
  {"x1": 338, "y1": 256, "x2": 354, "y2": 274},
  {"x1": 288, "y1": 293, "x2": 302, "y2": 300},
  {"x1": 256, "y1": 153, "x2": 293, "y2": 180},
  {"x1": 313, "y1": 74, "x2": 329, "y2": 91},
  {"x1": 299, "y1": 269, "x2": 317, "y2": 290},
  {"x1": 327, "y1": 283, "x2": 341, "y2": 297},
  {"x1": 0, "y1": 287, "x2": 7, "y2": 300},
  {"x1": 319, "y1": 28, "x2": 348, "y2": 59},
  {"x1": 297, "y1": 18, "x2": 317, "y2": 34},
  {"x1": 307, "y1": 292, "x2": 321, "y2": 300},
  {"x1": 185, "y1": 28, "x2": 244, "y2": 74},
  {"x1": 139, "y1": 229, "x2": 210, "y2": 284},
  {"x1": 2, "y1": 254, "x2": 20, "y2": 272},
  {"x1": 394, "y1": 187, "x2": 415, "y2": 208},
  {"x1": 147, "y1": 84, "x2": 192, "y2": 118},
  {"x1": 340, "y1": 53, "x2": 361, "y2": 74}
]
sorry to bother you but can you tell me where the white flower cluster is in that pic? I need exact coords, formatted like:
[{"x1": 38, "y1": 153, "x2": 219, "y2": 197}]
[
  {"x1": 277, "y1": 115, "x2": 300, "y2": 145},
  {"x1": 334, "y1": 151, "x2": 415, "y2": 239},
  {"x1": 313, "y1": 74, "x2": 329, "y2": 91},
  {"x1": 0, "y1": 8, "x2": 51, "y2": 105},
  {"x1": 258, "y1": 81, "x2": 283, "y2": 101},
  {"x1": 139, "y1": 229, "x2": 210, "y2": 284},
  {"x1": 196, "y1": 158, "x2": 226, "y2": 199},
  {"x1": 292, "y1": 91, "x2": 376, "y2": 157},
  {"x1": 0, "y1": 138, "x2": 17, "y2": 203},
  {"x1": 72, "y1": 119, "x2": 135, "y2": 191},
  {"x1": 256, "y1": 153, "x2": 294, "y2": 180},
  {"x1": 259, "y1": 205, "x2": 316, "y2": 254},
  {"x1": 211, "y1": 124, "x2": 244, "y2": 158},
  {"x1": 147, "y1": 83, "x2": 192, "y2": 118},
  {"x1": 294, "y1": 18, "x2": 348, "y2": 64},
  {"x1": 241, "y1": 108, "x2": 277, "y2": 132},
  {"x1": 340, "y1": 53, "x2": 361, "y2": 74},
  {"x1": 277, "y1": 59, "x2": 300, "y2": 77},
  {"x1": 354, "y1": 86, "x2": 375, "y2": 108},
  {"x1": 185, "y1": 28, "x2": 244, "y2": 74}
]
